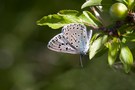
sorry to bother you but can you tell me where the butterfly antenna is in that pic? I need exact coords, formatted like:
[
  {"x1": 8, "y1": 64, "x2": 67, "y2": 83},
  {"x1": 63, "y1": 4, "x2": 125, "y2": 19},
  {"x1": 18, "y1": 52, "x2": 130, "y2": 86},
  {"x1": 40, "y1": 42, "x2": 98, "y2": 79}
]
[{"x1": 80, "y1": 55, "x2": 83, "y2": 68}]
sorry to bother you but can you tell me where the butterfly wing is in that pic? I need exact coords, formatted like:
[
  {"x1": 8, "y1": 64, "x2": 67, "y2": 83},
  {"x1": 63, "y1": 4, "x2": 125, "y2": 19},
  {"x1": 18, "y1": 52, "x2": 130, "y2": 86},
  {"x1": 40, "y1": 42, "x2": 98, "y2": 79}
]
[
  {"x1": 47, "y1": 33, "x2": 80, "y2": 54},
  {"x1": 62, "y1": 23, "x2": 90, "y2": 54}
]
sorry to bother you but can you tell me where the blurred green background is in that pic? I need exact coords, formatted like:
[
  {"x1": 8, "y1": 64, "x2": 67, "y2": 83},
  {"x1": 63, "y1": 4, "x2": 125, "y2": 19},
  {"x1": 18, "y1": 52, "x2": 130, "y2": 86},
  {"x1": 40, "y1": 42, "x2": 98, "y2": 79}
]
[{"x1": 0, "y1": 0, "x2": 135, "y2": 90}]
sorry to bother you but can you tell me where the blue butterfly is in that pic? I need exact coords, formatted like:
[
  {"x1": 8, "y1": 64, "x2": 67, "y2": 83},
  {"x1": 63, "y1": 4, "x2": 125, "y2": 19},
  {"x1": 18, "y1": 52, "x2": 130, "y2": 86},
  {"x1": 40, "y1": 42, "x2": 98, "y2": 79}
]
[{"x1": 48, "y1": 23, "x2": 92, "y2": 67}]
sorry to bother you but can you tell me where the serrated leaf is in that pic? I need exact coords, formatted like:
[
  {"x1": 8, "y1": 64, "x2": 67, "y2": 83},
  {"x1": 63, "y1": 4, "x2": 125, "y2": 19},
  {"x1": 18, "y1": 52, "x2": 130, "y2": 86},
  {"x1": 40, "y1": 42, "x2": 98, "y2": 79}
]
[
  {"x1": 108, "y1": 38, "x2": 119, "y2": 66},
  {"x1": 89, "y1": 35, "x2": 108, "y2": 60},
  {"x1": 81, "y1": 0, "x2": 102, "y2": 9},
  {"x1": 37, "y1": 10, "x2": 100, "y2": 29},
  {"x1": 119, "y1": 43, "x2": 133, "y2": 73}
]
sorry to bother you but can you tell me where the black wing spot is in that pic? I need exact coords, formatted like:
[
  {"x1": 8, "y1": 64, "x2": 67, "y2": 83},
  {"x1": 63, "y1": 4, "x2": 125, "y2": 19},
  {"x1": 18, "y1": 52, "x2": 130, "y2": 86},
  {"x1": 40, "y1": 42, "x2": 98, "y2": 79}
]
[
  {"x1": 76, "y1": 46, "x2": 78, "y2": 47},
  {"x1": 52, "y1": 40, "x2": 55, "y2": 43},
  {"x1": 84, "y1": 36, "x2": 86, "y2": 38},
  {"x1": 66, "y1": 33, "x2": 68, "y2": 35},
  {"x1": 78, "y1": 41, "x2": 80, "y2": 43},
  {"x1": 58, "y1": 35, "x2": 61, "y2": 39},
  {"x1": 48, "y1": 45, "x2": 51, "y2": 47},
  {"x1": 66, "y1": 43, "x2": 68, "y2": 45},
  {"x1": 75, "y1": 33, "x2": 77, "y2": 35},
  {"x1": 78, "y1": 35, "x2": 80, "y2": 36},
  {"x1": 71, "y1": 39, "x2": 72, "y2": 41},
  {"x1": 62, "y1": 36, "x2": 65, "y2": 38},
  {"x1": 60, "y1": 49, "x2": 62, "y2": 51},
  {"x1": 58, "y1": 44, "x2": 61, "y2": 48},
  {"x1": 73, "y1": 27, "x2": 75, "y2": 29},
  {"x1": 81, "y1": 25, "x2": 84, "y2": 29},
  {"x1": 71, "y1": 42, "x2": 73, "y2": 44},
  {"x1": 62, "y1": 43, "x2": 64, "y2": 45},
  {"x1": 75, "y1": 40, "x2": 77, "y2": 42},
  {"x1": 50, "y1": 43, "x2": 53, "y2": 45},
  {"x1": 66, "y1": 47, "x2": 68, "y2": 51}
]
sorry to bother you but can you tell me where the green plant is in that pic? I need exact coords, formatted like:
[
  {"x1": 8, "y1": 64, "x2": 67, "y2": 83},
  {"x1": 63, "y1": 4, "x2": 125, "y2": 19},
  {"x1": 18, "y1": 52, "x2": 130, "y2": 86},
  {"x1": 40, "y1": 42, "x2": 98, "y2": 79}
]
[{"x1": 37, "y1": 0, "x2": 135, "y2": 73}]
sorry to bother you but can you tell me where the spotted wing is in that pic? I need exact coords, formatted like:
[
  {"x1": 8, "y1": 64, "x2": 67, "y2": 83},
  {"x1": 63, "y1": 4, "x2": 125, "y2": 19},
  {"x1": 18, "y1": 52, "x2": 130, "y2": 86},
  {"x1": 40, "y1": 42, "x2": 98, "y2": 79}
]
[
  {"x1": 47, "y1": 33, "x2": 80, "y2": 54},
  {"x1": 62, "y1": 23, "x2": 89, "y2": 54}
]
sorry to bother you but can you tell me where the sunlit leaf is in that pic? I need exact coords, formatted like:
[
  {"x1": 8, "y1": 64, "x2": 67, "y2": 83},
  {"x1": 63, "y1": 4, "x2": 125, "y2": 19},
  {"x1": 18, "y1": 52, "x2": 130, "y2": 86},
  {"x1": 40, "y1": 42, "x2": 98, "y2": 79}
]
[
  {"x1": 37, "y1": 10, "x2": 99, "y2": 29},
  {"x1": 37, "y1": 14, "x2": 72, "y2": 29},
  {"x1": 89, "y1": 35, "x2": 108, "y2": 60},
  {"x1": 83, "y1": 11, "x2": 102, "y2": 26},
  {"x1": 81, "y1": 0, "x2": 102, "y2": 9},
  {"x1": 108, "y1": 38, "x2": 120, "y2": 66},
  {"x1": 119, "y1": 43, "x2": 133, "y2": 73}
]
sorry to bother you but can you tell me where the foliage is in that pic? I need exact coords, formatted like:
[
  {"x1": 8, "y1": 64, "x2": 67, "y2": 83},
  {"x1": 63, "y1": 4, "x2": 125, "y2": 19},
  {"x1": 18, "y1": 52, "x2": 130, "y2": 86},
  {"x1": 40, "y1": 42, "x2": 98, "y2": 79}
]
[{"x1": 37, "y1": 0, "x2": 135, "y2": 73}]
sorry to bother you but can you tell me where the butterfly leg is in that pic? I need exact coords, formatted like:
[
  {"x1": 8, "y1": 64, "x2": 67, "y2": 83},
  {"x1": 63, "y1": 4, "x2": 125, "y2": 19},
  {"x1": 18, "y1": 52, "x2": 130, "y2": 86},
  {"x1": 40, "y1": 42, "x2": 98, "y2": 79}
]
[{"x1": 80, "y1": 54, "x2": 84, "y2": 68}]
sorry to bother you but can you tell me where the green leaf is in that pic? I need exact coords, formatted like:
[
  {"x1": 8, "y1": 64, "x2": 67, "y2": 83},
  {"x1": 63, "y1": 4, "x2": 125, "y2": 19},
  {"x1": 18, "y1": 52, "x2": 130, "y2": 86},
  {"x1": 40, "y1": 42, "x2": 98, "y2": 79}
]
[
  {"x1": 37, "y1": 14, "x2": 72, "y2": 29},
  {"x1": 123, "y1": 33, "x2": 135, "y2": 42},
  {"x1": 81, "y1": 0, "x2": 102, "y2": 9},
  {"x1": 90, "y1": 32, "x2": 101, "y2": 43},
  {"x1": 58, "y1": 10, "x2": 82, "y2": 23},
  {"x1": 119, "y1": 43, "x2": 133, "y2": 73},
  {"x1": 37, "y1": 10, "x2": 100, "y2": 29},
  {"x1": 82, "y1": 11, "x2": 102, "y2": 26},
  {"x1": 89, "y1": 35, "x2": 108, "y2": 60},
  {"x1": 108, "y1": 38, "x2": 120, "y2": 66},
  {"x1": 126, "y1": 0, "x2": 135, "y2": 9}
]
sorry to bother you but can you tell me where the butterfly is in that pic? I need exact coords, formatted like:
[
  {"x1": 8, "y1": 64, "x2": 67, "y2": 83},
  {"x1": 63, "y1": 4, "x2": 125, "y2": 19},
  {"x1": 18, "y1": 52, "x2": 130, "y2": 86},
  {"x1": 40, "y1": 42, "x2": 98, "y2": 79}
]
[{"x1": 47, "y1": 23, "x2": 92, "y2": 67}]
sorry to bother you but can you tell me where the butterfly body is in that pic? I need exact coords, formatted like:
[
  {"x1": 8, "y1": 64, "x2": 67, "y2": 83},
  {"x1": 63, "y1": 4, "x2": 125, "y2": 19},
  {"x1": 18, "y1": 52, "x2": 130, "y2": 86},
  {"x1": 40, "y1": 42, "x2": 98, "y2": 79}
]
[{"x1": 47, "y1": 23, "x2": 92, "y2": 55}]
